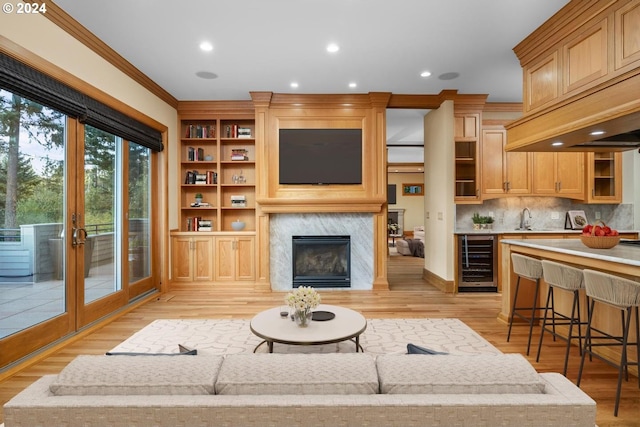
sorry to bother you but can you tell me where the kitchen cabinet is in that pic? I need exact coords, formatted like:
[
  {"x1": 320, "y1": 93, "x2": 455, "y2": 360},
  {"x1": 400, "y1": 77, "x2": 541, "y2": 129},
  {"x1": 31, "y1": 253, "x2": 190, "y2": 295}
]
[
  {"x1": 214, "y1": 235, "x2": 255, "y2": 281},
  {"x1": 454, "y1": 113, "x2": 481, "y2": 203},
  {"x1": 171, "y1": 234, "x2": 214, "y2": 282},
  {"x1": 481, "y1": 128, "x2": 531, "y2": 198},
  {"x1": 532, "y1": 152, "x2": 584, "y2": 198},
  {"x1": 583, "y1": 152, "x2": 622, "y2": 203}
]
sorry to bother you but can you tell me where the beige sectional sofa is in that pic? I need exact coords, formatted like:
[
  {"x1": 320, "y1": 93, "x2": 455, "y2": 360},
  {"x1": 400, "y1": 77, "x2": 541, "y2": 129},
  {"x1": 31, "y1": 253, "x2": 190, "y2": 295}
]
[{"x1": 3, "y1": 353, "x2": 596, "y2": 427}]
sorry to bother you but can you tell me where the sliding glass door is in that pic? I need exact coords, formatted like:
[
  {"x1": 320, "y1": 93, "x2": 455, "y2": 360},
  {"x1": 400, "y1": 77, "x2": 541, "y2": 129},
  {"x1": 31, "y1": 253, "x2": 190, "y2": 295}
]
[{"x1": 0, "y1": 89, "x2": 158, "y2": 368}]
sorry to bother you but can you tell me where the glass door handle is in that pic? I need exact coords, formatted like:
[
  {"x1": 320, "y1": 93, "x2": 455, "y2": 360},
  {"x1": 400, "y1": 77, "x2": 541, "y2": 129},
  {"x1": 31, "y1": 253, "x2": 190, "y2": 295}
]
[{"x1": 71, "y1": 213, "x2": 87, "y2": 247}]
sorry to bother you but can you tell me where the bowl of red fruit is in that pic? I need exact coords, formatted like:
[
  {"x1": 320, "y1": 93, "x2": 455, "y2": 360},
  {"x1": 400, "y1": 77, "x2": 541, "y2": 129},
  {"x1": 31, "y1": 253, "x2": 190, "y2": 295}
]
[{"x1": 580, "y1": 221, "x2": 620, "y2": 249}]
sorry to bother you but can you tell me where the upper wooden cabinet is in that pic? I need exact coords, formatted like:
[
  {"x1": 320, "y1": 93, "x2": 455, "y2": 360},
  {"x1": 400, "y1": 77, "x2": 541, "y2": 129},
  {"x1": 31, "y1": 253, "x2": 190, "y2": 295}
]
[
  {"x1": 481, "y1": 128, "x2": 531, "y2": 199},
  {"x1": 506, "y1": 0, "x2": 640, "y2": 151},
  {"x1": 583, "y1": 152, "x2": 622, "y2": 203},
  {"x1": 532, "y1": 152, "x2": 584, "y2": 199},
  {"x1": 521, "y1": 1, "x2": 640, "y2": 115},
  {"x1": 454, "y1": 114, "x2": 481, "y2": 203}
]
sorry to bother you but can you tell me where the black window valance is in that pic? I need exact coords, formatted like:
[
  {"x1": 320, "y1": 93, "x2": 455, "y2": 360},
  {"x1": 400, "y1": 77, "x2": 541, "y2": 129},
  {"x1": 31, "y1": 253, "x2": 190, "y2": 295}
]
[{"x1": 0, "y1": 52, "x2": 163, "y2": 152}]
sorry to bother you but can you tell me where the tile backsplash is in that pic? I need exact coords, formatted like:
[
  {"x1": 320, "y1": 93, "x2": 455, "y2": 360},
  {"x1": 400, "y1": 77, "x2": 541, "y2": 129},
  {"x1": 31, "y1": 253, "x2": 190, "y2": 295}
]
[{"x1": 455, "y1": 197, "x2": 634, "y2": 232}]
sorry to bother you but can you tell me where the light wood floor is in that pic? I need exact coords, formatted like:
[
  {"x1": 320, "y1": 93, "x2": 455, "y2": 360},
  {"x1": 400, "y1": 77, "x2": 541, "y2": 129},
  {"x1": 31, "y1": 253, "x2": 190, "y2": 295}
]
[{"x1": 1, "y1": 254, "x2": 639, "y2": 426}]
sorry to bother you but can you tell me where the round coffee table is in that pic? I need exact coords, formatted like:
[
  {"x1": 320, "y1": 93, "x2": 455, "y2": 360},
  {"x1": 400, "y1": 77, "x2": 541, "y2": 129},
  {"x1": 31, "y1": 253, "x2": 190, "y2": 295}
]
[{"x1": 250, "y1": 304, "x2": 367, "y2": 353}]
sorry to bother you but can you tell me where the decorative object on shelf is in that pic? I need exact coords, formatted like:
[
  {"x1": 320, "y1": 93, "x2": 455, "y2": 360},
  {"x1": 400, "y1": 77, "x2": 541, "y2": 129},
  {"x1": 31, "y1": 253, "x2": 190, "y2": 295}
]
[
  {"x1": 472, "y1": 212, "x2": 494, "y2": 230},
  {"x1": 232, "y1": 170, "x2": 246, "y2": 184},
  {"x1": 580, "y1": 221, "x2": 620, "y2": 249},
  {"x1": 194, "y1": 193, "x2": 203, "y2": 204},
  {"x1": 204, "y1": 155, "x2": 213, "y2": 161},
  {"x1": 285, "y1": 286, "x2": 321, "y2": 328},
  {"x1": 231, "y1": 219, "x2": 246, "y2": 231}
]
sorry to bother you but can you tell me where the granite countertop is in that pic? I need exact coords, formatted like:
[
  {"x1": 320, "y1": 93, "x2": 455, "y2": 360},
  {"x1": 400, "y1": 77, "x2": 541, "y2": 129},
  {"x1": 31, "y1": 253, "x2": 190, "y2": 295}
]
[
  {"x1": 454, "y1": 229, "x2": 638, "y2": 235},
  {"x1": 500, "y1": 238, "x2": 640, "y2": 267}
]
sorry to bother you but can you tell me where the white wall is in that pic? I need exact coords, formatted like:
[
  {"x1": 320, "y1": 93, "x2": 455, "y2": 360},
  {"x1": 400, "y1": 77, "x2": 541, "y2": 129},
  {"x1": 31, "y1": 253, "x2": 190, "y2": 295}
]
[
  {"x1": 423, "y1": 100, "x2": 455, "y2": 281},
  {"x1": 387, "y1": 172, "x2": 425, "y2": 232}
]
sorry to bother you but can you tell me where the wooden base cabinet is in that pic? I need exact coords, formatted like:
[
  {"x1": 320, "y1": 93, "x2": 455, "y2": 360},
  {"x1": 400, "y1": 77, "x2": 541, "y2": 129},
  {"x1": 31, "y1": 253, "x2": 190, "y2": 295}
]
[
  {"x1": 171, "y1": 234, "x2": 214, "y2": 282},
  {"x1": 214, "y1": 235, "x2": 255, "y2": 281}
]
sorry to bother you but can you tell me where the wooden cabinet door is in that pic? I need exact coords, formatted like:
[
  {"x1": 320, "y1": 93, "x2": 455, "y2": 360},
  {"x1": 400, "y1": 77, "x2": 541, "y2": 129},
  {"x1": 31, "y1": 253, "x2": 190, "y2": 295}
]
[
  {"x1": 556, "y1": 152, "x2": 584, "y2": 197},
  {"x1": 235, "y1": 236, "x2": 256, "y2": 281},
  {"x1": 171, "y1": 235, "x2": 213, "y2": 281},
  {"x1": 171, "y1": 236, "x2": 193, "y2": 282},
  {"x1": 505, "y1": 150, "x2": 531, "y2": 194},
  {"x1": 215, "y1": 237, "x2": 235, "y2": 281},
  {"x1": 481, "y1": 129, "x2": 507, "y2": 196},
  {"x1": 532, "y1": 152, "x2": 557, "y2": 195},
  {"x1": 214, "y1": 236, "x2": 255, "y2": 281},
  {"x1": 192, "y1": 236, "x2": 213, "y2": 281}
]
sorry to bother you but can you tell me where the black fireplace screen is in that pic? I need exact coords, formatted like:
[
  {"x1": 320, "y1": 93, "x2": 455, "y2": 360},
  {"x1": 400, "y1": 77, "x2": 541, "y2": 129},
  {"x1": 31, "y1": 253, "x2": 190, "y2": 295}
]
[{"x1": 292, "y1": 235, "x2": 351, "y2": 288}]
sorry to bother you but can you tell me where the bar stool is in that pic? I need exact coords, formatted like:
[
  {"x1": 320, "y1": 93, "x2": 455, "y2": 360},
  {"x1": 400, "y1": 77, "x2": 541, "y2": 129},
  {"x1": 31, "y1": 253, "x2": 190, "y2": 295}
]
[
  {"x1": 577, "y1": 269, "x2": 640, "y2": 417},
  {"x1": 507, "y1": 253, "x2": 544, "y2": 355},
  {"x1": 536, "y1": 260, "x2": 587, "y2": 376}
]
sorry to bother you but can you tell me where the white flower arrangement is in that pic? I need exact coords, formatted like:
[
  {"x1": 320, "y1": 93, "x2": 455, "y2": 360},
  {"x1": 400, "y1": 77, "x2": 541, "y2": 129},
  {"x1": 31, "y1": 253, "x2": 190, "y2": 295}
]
[{"x1": 285, "y1": 286, "x2": 321, "y2": 312}]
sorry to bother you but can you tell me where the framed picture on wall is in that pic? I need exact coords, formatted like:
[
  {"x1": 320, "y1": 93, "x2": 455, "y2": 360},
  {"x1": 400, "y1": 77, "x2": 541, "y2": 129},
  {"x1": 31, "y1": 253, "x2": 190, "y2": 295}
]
[
  {"x1": 402, "y1": 183, "x2": 423, "y2": 196},
  {"x1": 565, "y1": 210, "x2": 588, "y2": 230}
]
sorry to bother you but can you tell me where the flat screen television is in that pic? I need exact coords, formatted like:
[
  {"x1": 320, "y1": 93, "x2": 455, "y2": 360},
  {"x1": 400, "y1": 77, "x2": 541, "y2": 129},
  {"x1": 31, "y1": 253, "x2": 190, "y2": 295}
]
[{"x1": 279, "y1": 128, "x2": 363, "y2": 185}]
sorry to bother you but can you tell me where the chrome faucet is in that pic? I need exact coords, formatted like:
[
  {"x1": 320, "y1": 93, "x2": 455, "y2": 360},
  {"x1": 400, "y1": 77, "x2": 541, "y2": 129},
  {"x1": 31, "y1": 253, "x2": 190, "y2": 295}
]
[{"x1": 520, "y1": 207, "x2": 532, "y2": 230}]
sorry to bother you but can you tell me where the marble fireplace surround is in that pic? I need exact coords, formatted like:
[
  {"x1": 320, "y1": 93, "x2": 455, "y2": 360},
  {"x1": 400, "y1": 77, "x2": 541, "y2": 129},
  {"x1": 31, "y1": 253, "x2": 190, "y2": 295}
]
[{"x1": 269, "y1": 213, "x2": 374, "y2": 291}]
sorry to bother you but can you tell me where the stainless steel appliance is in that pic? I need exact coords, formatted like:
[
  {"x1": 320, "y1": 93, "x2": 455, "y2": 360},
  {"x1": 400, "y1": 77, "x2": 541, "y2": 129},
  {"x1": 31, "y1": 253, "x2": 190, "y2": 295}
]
[{"x1": 458, "y1": 234, "x2": 497, "y2": 292}]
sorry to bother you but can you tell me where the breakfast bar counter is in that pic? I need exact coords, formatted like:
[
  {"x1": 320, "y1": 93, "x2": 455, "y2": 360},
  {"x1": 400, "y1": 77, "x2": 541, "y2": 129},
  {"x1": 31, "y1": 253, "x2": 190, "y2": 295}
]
[{"x1": 499, "y1": 238, "x2": 640, "y2": 374}]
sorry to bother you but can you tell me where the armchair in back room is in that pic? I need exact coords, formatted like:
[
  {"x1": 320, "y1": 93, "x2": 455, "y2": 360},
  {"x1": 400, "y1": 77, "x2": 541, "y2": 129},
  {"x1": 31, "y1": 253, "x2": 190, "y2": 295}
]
[{"x1": 413, "y1": 226, "x2": 425, "y2": 242}]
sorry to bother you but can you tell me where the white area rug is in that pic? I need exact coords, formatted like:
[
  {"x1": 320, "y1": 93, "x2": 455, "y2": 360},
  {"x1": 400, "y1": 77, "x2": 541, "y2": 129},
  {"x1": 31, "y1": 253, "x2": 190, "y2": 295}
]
[{"x1": 110, "y1": 318, "x2": 501, "y2": 355}]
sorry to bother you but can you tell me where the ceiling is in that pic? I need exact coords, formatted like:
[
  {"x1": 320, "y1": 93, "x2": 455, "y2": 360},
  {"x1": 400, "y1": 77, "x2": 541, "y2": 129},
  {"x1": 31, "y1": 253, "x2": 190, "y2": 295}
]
[{"x1": 51, "y1": 0, "x2": 570, "y2": 166}]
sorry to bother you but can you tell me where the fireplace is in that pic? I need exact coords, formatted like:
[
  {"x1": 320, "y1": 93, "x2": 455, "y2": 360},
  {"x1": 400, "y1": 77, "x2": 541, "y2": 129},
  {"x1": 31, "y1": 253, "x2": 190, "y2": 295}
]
[{"x1": 292, "y1": 235, "x2": 351, "y2": 288}]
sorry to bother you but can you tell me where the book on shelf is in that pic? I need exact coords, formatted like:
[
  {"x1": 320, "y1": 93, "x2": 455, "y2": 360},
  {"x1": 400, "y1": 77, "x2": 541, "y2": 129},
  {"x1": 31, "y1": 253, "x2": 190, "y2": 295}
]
[
  {"x1": 187, "y1": 147, "x2": 206, "y2": 161},
  {"x1": 190, "y1": 202, "x2": 211, "y2": 207},
  {"x1": 187, "y1": 217, "x2": 213, "y2": 231},
  {"x1": 231, "y1": 148, "x2": 249, "y2": 161},
  {"x1": 186, "y1": 124, "x2": 215, "y2": 139},
  {"x1": 194, "y1": 173, "x2": 208, "y2": 184},
  {"x1": 230, "y1": 195, "x2": 247, "y2": 207},
  {"x1": 207, "y1": 171, "x2": 218, "y2": 184},
  {"x1": 237, "y1": 127, "x2": 252, "y2": 138},
  {"x1": 225, "y1": 124, "x2": 238, "y2": 138}
]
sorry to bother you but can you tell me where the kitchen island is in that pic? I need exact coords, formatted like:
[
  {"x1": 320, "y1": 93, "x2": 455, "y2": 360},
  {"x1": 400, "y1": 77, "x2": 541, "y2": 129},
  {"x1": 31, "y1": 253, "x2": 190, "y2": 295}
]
[{"x1": 500, "y1": 238, "x2": 639, "y2": 375}]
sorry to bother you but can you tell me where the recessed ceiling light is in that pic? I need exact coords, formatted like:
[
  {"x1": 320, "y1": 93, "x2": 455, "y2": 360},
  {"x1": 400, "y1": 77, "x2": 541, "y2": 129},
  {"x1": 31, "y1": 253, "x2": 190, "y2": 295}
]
[
  {"x1": 290, "y1": 82, "x2": 299, "y2": 89},
  {"x1": 420, "y1": 71, "x2": 431, "y2": 78},
  {"x1": 199, "y1": 41, "x2": 213, "y2": 52},
  {"x1": 551, "y1": 141, "x2": 564, "y2": 146},
  {"x1": 348, "y1": 82, "x2": 357, "y2": 88},
  {"x1": 326, "y1": 43, "x2": 340, "y2": 53},
  {"x1": 589, "y1": 130, "x2": 606, "y2": 136}
]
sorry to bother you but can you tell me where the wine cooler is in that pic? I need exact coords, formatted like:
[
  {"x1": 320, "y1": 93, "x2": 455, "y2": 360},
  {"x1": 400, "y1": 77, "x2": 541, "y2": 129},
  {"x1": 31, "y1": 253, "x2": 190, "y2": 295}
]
[{"x1": 457, "y1": 234, "x2": 497, "y2": 292}]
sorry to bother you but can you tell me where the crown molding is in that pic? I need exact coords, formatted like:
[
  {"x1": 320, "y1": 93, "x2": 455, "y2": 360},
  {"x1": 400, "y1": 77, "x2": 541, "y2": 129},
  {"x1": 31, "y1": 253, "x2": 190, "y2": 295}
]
[{"x1": 43, "y1": 0, "x2": 178, "y2": 108}]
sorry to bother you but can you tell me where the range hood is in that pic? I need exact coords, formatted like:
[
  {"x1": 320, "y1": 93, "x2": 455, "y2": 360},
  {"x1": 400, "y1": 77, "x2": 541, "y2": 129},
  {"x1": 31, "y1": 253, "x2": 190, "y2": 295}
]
[{"x1": 505, "y1": 73, "x2": 640, "y2": 153}]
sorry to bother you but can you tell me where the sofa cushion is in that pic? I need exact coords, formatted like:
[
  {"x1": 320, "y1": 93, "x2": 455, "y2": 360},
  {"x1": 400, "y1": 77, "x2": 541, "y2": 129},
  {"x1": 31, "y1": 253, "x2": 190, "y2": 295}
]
[
  {"x1": 377, "y1": 354, "x2": 545, "y2": 394},
  {"x1": 49, "y1": 355, "x2": 223, "y2": 396},
  {"x1": 216, "y1": 353, "x2": 379, "y2": 395}
]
